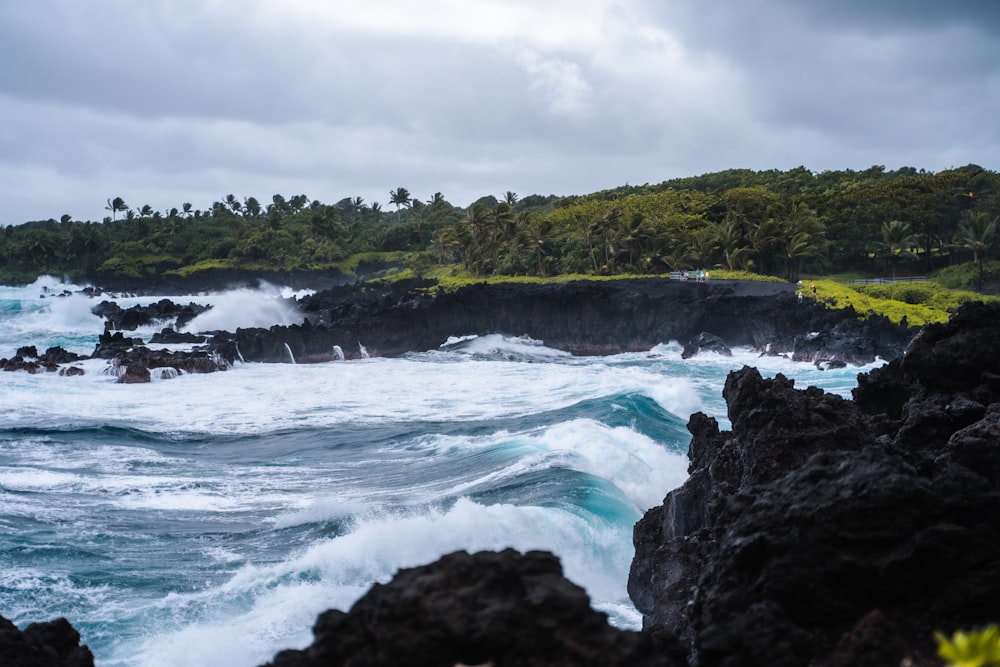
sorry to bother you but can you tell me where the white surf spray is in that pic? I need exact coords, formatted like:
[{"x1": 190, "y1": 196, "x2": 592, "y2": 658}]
[{"x1": 181, "y1": 284, "x2": 304, "y2": 333}]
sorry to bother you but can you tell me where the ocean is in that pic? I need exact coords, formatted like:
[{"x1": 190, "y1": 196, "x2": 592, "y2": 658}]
[{"x1": 0, "y1": 276, "x2": 880, "y2": 667}]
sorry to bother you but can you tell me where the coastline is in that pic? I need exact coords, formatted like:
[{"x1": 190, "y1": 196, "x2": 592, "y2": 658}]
[{"x1": 8, "y1": 277, "x2": 987, "y2": 667}]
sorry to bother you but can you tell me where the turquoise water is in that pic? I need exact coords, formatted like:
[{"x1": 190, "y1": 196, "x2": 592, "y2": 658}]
[{"x1": 0, "y1": 277, "x2": 879, "y2": 667}]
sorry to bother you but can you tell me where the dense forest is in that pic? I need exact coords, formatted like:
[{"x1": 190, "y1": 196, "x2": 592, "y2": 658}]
[{"x1": 2, "y1": 164, "x2": 998, "y2": 290}]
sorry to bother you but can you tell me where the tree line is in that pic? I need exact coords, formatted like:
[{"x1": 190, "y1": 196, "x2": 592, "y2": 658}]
[{"x1": 1, "y1": 164, "x2": 997, "y2": 288}]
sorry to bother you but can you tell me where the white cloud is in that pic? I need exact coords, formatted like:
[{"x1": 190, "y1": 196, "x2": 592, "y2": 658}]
[
  {"x1": 0, "y1": 0, "x2": 998, "y2": 224},
  {"x1": 509, "y1": 48, "x2": 593, "y2": 116}
]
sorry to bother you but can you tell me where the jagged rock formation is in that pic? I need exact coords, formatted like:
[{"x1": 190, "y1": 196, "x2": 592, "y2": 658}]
[
  {"x1": 4, "y1": 278, "x2": 914, "y2": 378},
  {"x1": 0, "y1": 346, "x2": 87, "y2": 374},
  {"x1": 237, "y1": 278, "x2": 912, "y2": 365},
  {"x1": 262, "y1": 549, "x2": 680, "y2": 667},
  {"x1": 0, "y1": 614, "x2": 93, "y2": 667},
  {"x1": 92, "y1": 299, "x2": 211, "y2": 331},
  {"x1": 629, "y1": 301, "x2": 1000, "y2": 666}
]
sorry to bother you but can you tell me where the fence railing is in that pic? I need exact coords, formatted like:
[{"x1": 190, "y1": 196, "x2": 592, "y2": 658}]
[{"x1": 848, "y1": 276, "x2": 928, "y2": 285}]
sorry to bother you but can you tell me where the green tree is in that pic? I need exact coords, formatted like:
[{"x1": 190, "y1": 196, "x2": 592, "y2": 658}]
[
  {"x1": 106, "y1": 197, "x2": 128, "y2": 221},
  {"x1": 389, "y1": 187, "x2": 411, "y2": 223},
  {"x1": 774, "y1": 201, "x2": 827, "y2": 281},
  {"x1": 956, "y1": 211, "x2": 998, "y2": 290},
  {"x1": 876, "y1": 220, "x2": 917, "y2": 280}
]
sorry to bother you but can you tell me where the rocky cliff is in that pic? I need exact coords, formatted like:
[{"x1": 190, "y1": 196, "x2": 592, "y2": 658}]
[
  {"x1": 3, "y1": 277, "x2": 911, "y2": 381},
  {"x1": 629, "y1": 301, "x2": 1000, "y2": 666},
  {"x1": 236, "y1": 278, "x2": 912, "y2": 366}
]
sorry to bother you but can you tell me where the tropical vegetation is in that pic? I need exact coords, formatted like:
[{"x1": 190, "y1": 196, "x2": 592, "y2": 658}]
[{"x1": 1, "y1": 165, "x2": 998, "y2": 296}]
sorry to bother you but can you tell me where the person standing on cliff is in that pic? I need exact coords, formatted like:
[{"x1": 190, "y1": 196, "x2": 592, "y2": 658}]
[{"x1": 810, "y1": 280, "x2": 816, "y2": 298}]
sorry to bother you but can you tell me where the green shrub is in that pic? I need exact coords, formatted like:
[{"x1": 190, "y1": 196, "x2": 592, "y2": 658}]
[
  {"x1": 933, "y1": 261, "x2": 1000, "y2": 291},
  {"x1": 853, "y1": 281, "x2": 996, "y2": 312},
  {"x1": 811, "y1": 280, "x2": 948, "y2": 326},
  {"x1": 707, "y1": 270, "x2": 786, "y2": 283},
  {"x1": 936, "y1": 625, "x2": 1000, "y2": 667}
]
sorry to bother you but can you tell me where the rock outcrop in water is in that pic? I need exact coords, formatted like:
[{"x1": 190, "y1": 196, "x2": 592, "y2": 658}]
[
  {"x1": 629, "y1": 301, "x2": 1000, "y2": 666},
  {"x1": 92, "y1": 299, "x2": 212, "y2": 332},
  {"x1": 262, "y1": 549, "x2": 680, "y2": 667}
]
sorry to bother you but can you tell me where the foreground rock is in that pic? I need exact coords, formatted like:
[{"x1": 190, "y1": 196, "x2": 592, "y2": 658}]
[
  {"x1": 629, "y1": 301, "x2": 1000, "y2": 666},
  {"x1": 237, "y1": 278, "x2": 912, "y2": 365},
  {"x1": 0, "y1": 614, "x2": 93, "y2": 667},
  {"x1": 263, "y1": 549, "x2": 679, "y2": 667}
]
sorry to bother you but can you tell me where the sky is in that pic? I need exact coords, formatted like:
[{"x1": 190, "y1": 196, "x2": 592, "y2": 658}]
[{"x1": 1, "y1": 0, "x2": 998, "y2": 225}]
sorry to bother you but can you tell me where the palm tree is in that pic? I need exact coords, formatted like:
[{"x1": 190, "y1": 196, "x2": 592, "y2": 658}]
[
  {"x1": 876, "y1": 220, "x2": 916, "y2": 280},
  {"x1": 956, "y1": 211, "x2": 998, "y2": 290},
  {"x1": 243, "y1": 197, "x2": 261, "y2": 218},
  {"x1": 106, "y1": 197, "x2": 128, "y2": 221},
  {"x1": 777, "y1": 201, "x2": 827, "y2": 281},
  {"x1": 588, "y1": 208, "x2": 622, "y2": 272},
  {"x1": 389, "y1": 187, "x2": 411, "y2": 223},
  {"x1": 225, "y1": 194, "x2": 242, "y2": 214},
  {"x1": 718, "y1": 216, "x2": 753, "y2": 271}
]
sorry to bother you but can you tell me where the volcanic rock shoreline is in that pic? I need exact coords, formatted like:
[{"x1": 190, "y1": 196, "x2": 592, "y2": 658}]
[
  {"x1": 630, "y1": 300, "x2": 1000, "y2": 666},
  {"x1": 239, "y1": 278, "x2": 912, "y2": 366},
  {"x1": 3, "y1": 277, "x2": 914, "y2": 381},
  {"x1": 6, "y1": 300, "x2": 999, "y2": 665}
]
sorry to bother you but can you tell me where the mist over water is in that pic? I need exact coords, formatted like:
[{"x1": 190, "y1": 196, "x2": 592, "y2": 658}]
[{"x1": 0, "y1": 278, "x2": 883, "y2": 667}]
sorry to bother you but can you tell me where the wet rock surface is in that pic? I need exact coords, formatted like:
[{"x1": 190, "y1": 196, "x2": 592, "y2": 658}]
[
  {"x1": 0, "y1": 614, "x2": 94, "y2": 667},
  {"x1": 4, "y1": 278, "x2": 916, "y2": 376},
  {"x1": 262, "y1": 549, "x2": 681, "y2": 667},
  {"x1": 92, "y1": 299, "x2": 211, "y2": 331},
  {"x1": 240, "y1": 278, "x2": 912, "y2": 365},
  {"x1": 629, "y1": 301, "x2": 1000, "y2": 666}
]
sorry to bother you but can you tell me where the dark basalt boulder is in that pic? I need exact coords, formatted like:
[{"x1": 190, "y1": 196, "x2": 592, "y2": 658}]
[
  {"x1": 263, "y1": 549, "x2": 681, "y2": 667},
  {"x1": 92, "y1": 330, "x2": 144, "y2": 359},
  {"x1": 629, "y1": 301, "x2": 1000, "y2": 666},
  {"x1": 149, "y1": 327, "x2": 208, "y2": 344},
  {"x1": 0, "y1": 614, "x2": 94, "y2": 667},
  {"x1": 681, "y1": 332, "x2": 732, "y2": 359},
  {"x1": 1, "y1": 346, "x2": 87, "y2": 374},
  {"x1": 110, "y1": 347, "x2": 232, "y2": 383},
  {"x1": 92, "y1": 299, "x2": 211, "y2": 331}
]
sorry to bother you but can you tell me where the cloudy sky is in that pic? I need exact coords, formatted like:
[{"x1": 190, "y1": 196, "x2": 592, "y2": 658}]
[{"x1": 2, "y1": 0, "x2": 998, "y2": 225}]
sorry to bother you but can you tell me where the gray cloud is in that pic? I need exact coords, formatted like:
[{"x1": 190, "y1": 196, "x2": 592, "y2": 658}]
[{"x1": 1, "y1": 0, "x2": 997, "y2": 224}]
